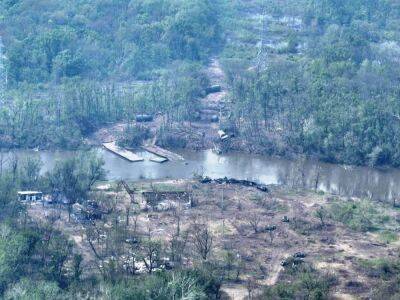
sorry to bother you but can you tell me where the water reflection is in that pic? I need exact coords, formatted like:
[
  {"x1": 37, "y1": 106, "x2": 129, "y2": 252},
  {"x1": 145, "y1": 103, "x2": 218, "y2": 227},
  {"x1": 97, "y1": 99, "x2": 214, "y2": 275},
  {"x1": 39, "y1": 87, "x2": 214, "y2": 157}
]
[{"x1": 4, "y1": 148, "x2": 400, "y2": 202}]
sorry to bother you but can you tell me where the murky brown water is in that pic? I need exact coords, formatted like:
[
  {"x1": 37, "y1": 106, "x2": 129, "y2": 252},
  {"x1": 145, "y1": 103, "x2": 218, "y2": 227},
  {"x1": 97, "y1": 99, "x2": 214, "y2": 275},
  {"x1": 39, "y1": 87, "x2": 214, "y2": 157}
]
[{"x1": 7, "y1": 148, "x2": 400, "y2": 202}]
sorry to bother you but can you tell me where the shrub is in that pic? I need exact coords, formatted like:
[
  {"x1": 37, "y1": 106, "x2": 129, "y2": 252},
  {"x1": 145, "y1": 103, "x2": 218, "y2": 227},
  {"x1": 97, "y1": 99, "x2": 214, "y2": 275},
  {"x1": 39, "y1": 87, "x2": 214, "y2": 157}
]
[
  {"x1": 263, "y1": 264, "x2": 336, "y2": 300},
  {"x1": 118, "y1": 125, "x2": 151, "y2": 148},
  {"x1": 156, "y1": 127, "x2": 187, "y2": 148},
  {"x1": 327, "y1": 200, "x2": 390, "y2": 232}
]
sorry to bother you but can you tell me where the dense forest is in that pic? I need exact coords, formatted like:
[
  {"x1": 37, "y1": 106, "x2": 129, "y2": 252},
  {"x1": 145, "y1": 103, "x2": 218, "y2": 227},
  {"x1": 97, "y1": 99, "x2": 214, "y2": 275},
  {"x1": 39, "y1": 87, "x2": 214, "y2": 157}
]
[
  {"x1": 1, "y1": 0, "x2": 400, "y2": 166},
  {"x1": 223, "y1": 0, "x2": 400, "y2": 166},
  {"x1": 0, "y1": 0, "x2": 220, "y2": 148},
  {"x1": 2, "y1": 0, "x2": 221, "y2": 82}
]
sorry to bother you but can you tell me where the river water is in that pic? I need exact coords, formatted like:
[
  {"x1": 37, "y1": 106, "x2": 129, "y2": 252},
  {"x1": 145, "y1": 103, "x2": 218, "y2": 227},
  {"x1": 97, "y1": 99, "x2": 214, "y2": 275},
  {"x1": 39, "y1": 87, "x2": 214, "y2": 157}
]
[{"x1": 7, "y1": 148, "x2": 400, "y2": 202}]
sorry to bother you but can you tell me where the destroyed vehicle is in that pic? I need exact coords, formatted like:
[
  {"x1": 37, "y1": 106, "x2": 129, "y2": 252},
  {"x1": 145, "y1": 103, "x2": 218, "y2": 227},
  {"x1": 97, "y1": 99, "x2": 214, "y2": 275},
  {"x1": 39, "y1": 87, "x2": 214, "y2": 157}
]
[
  {"x1": 136, "y1": 114, "x2": 153, "y2": 122},
  {"x1": 256, "y1": 184, "x2": 269, "y2": 192},
  {"x1": 281, "y1": 257, "x2": 304, "y2": 267},
  {"x1": 211, "y1": 115, "x2": 219, "y2": 123},
  {"x1": 218, "y1": 130, "x2": 229, "y2": 141},
  {"x1": 73, "y1": 213, "x2": 93, "y2": 225},
  {"x1": 293, "y1": 252, "x2": 307, "y2": 258},
  {"x1": 238, "y1": 179, "x2": 258, "y2": 187},
  {"x1": 18, "y1": 191, "x2": 43, "y2": 202},
  {"x1": 73, "y1": 201, "x2": 103, "y2": 221},
  {"x1": 205, "y1": 85, "x2": 222, "y2": 95},
  {"x1": 83, "y1": 202, "x2": 103, "y2": 220},
  {"x1": 200, "y1": 176, "x2": 213, "y2": 184},
  {"x1": 264, "y1": 225, "x2": 277, "y2": 232},
  {"x1": 125, "y1": 237, "x2": 139, "y2": 245}
]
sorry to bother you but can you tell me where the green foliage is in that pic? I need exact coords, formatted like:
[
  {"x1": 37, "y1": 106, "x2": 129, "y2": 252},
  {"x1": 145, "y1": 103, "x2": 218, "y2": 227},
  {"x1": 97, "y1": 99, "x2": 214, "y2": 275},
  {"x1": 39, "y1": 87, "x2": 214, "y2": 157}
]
[
  {"x1": 327, "y1": 200, "x2": 390, "y2": 232},
  {"x1": 18, "y1": 157, "x2": 43, "y2": 190},
  {"x1": 103, "y1": 268, "x2": 220, "y2": 300},
  {"x1": 0, "y1": 222, "x2": 73, "y2": 297},
  {"x1": 224, "y1": 0, "x2": 400, "y2": 167},
  {"x1": 0, "y1": 150, "x2": 224, "y2": 300},
  {"x1": 356, "y1": 258, "x2": 400, "y2": 280},
  {"x1": 4, "y1": 279, "x2": 62, "y2": 300},
  {"x1": 263, "y1": 264, "x2": 336, "y2": 300},
  {"x1": 0, "y1": 60, "x2": 208, "y2": 149},
  {"x1": 118, "y1": 125, "x2": 151, "y2": 148},
  {"x1": 378, "y1": 230, "x2": 399, "y2": 244},
  {"x1": 156, "y1": 126, "x2": 188, "y2": 149},
  {"x1": 46, "y1": 150, "x2": 106, "y2": 202},
  {"x1": 2, "y1": 0, "x2": 222, "y2": 84}
]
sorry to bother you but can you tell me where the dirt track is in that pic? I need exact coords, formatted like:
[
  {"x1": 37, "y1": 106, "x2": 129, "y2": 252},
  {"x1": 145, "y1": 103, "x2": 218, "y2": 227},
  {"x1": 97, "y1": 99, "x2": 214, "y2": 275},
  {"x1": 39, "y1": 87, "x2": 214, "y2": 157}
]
[{"x1": 28, "y1": 180, "x2": 400, "y2": 299}]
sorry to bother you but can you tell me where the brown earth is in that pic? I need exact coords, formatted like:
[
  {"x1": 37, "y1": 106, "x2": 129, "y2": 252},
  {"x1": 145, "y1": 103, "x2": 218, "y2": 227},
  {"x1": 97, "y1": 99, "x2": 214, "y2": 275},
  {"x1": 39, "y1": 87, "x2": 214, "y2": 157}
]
[{"x1": 28, "y1": 180, "x2": 400, "y2": 299}]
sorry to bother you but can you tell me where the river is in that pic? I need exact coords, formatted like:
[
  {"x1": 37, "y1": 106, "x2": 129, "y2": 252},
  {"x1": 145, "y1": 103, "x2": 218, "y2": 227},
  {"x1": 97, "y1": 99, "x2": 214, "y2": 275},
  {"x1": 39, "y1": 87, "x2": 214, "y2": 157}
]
[{"x1": 6, "y1": 148, "x2": 400, "y2": 202}]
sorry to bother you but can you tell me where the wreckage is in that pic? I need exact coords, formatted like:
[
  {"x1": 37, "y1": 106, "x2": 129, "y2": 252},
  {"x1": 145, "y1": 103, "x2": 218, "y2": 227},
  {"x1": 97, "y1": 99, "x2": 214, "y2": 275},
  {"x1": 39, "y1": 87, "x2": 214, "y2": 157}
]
[{"x1": 199, "y1": 176, "x2": 269, "y2": 192}]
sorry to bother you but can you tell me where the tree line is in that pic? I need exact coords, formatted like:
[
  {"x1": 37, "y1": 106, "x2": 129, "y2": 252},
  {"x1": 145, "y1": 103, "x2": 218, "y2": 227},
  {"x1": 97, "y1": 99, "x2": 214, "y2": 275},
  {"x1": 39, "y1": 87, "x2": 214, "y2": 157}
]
[
  {"x1": 1, "y1": 0, "x2": 222, "y2": 84},
  {"x1": 222, "y1": 0, "x2": 400, "y2": 167}
]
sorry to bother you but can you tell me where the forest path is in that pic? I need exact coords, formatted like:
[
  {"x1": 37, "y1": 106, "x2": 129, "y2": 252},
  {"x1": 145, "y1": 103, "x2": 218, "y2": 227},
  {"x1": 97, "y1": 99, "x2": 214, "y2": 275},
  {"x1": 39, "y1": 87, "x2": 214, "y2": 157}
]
[{"x1": 198, "y1": 58, "x2": 228, "y2": 124}]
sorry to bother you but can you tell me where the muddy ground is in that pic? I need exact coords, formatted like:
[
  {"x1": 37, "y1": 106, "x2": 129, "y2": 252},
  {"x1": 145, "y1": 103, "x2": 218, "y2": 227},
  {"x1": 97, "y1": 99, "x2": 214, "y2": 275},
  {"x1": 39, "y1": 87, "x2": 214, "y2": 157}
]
[{"x1": 28, "y1": 179, "x2": 400, "y2": 299}]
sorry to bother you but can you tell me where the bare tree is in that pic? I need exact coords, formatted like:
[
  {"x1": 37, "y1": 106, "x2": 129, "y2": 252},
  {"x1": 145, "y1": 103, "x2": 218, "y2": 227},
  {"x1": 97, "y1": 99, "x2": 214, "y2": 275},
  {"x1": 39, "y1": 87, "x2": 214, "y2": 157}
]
[
  {"x1": 132, "y1": 210, "x2": 140, "y2": 235},
  {"x1": 246, "y1": 277, "x2": 258, "y2": 300},
  {"x1": 265, "y1": 225, "x2": 277, "y2": 244},
  {"x1": 232, "y1": 218, "x2": 246, "y2": 236},
  {"x1": 141, "y1": 239, "x2": 162, "y2": 274},
  {"x1": 192, "y1": 223, "x2": 213, "y2": 260},
  {"x1": 237, "y1": 197, "x2": 243, "y2": 211},
  {"x1": 314, "y1": 165, "x2": 322, "y2": 191},
  {"x1": 248, "y1": 213, "x2": 262, "y2": 233},
  {"x1": 315, "y1": 207, "x2": 327, "y2": 228},
  {"x1": 125, "y1": 204, "x2": 131, "y2": 227},
  {"x1": 170, "y1": 231, "x2": 189, "y2": 266}
]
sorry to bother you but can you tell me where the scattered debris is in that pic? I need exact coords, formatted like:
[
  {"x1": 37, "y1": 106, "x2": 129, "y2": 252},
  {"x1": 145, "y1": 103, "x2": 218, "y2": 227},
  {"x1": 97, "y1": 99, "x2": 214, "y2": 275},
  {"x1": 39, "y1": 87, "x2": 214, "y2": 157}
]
[
  {"x1": 257, "y1": 184, "x2": 269, "y2": 192},
  {"x1": 218, "y1": 130, "x2": 229, "y2": 141},
  {"x1": 73, "y1": 200, "x2": 105, "y2": 221},
  {"x1": 281, "y1": 256, "x2": 304, "y2": 267},
  {"x1": 199, "y1": 176, "x2": 269, "y2": 193},
  {"x1": 142, "y1": 191, "x2": 192, "y2": 210}
]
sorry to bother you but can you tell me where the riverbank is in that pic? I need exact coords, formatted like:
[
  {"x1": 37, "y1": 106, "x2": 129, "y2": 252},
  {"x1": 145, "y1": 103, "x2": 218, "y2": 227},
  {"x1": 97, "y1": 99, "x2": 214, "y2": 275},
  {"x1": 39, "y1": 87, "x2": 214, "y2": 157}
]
[
  {"x1": 5, "y1": 147, "x2": 400, "y2": 203},
  {"x1": 27, "y1": 178, "x2": 400, "y2": 299}
]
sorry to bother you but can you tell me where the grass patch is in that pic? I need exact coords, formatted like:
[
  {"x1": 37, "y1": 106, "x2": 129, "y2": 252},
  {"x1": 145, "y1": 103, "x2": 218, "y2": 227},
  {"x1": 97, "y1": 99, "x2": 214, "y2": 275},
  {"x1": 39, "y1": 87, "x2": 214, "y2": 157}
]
[
  {"x1": 250, "y1": 195, "x2": 288, "y2": 213},
  {"x1": 355, "y1": 258, "x2": 400, "y2": 299},
  {"x1": 327, "y1": 199, "x2": 390, "y2": 232},
  {"x1": 356, "y1": 258, "x2": 400, "y2": 280},
  {"x1": 263, "y1": 263, "x2": 337, "y2": 299},
  {"x1": 378, "y1": 230, "x2": 399, "y2": 244},
  {"x1": 150, "y1": 183, "x2": 187, "y2": 193},
  {"x1": 290, "y1": 217, "x2": 315, "y2": 236}
]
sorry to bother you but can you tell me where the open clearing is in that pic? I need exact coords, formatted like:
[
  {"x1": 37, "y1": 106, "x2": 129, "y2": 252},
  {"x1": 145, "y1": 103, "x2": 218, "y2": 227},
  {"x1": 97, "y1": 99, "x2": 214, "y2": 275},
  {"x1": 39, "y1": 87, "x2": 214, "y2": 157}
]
[{"x1": 28, "y1": 179, "x2": 400, "y2": 299}]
